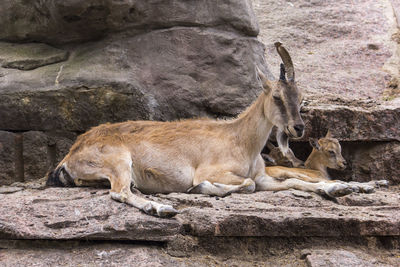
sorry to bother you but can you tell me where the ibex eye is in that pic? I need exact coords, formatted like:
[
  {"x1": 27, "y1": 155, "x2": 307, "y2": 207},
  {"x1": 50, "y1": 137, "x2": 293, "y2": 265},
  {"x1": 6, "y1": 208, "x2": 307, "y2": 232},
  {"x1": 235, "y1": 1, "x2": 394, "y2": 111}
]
[
  {"x1": 329, "y1": 151, "x2": 335, "y2": 156},
  {"x1": 273, "y1": 96, "x2": 281, "y2": 101}
]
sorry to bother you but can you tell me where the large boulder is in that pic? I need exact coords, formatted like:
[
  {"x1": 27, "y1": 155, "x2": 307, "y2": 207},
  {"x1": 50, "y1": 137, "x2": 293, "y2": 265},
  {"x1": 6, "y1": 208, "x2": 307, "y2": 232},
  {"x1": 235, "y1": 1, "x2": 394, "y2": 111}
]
[
  {"x1": 0, "y1": 30, "x2": 266, "y2": 132},
  {"x1": 0, "y1": 0, "x2": 259, "y2": 44}
]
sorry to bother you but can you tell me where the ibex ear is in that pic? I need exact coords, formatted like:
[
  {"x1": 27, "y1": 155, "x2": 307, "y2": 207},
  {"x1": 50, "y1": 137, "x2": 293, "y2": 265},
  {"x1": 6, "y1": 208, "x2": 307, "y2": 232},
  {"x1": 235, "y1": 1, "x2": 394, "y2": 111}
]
[
  {"x1": 279, "y1": 63, "x2": 286, "y2": 81},
  {"x1": 325, "y1": 130, "x2": 333, "y2": 138},
  {"x1": 309, "y1": 138, "x2": 321, "y2": 150},
  {"x1": 256, "y1": 66, "x2": 272, "y2": 92}
]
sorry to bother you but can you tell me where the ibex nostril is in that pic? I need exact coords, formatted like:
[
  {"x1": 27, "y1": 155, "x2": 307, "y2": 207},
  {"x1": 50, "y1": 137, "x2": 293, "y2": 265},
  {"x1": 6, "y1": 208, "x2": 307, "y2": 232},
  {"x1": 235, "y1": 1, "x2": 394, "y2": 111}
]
[{"x1": 294, "y1": 124, "x2": 304, "y2": 135}]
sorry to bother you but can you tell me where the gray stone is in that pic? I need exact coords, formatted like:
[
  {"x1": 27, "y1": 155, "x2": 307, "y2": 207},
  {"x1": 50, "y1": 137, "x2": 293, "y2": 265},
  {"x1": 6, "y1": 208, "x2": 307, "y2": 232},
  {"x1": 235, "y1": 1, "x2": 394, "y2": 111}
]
[
  {"x1": 22, "y1": 131, "x2": 51, "y2": 181},
  {"x1": 0, "y1": 186, "x2": 399, "y2": 240},
  {"x1": 0, "y1": 185, "x2": 398, "y2": 266},
  {"x1": 0, "y1": 29, "x2": 266, "y2": 132},
  {"x1": 0, "y1": 42, "x2": 69, "y2": 70},
  {"x1": 291, "y1": 190, "x2": 313, "y2": 199},
  {"x1": 0, "y1": 240, "x2": 398, "y2": 267},
  {"x1": 0, "y1": 0, "x2": 258, "y2": 45},
  {"x1": 0, "y1": 186, "x2": 23, "y2": 194},
  {"x1": 305, "y1": 249, "x2": 390, "y2": 267},
  {"x1": 51, "y1": 132, "x2": 77, "y2": 164},
  {"x1": 0, "y1": 130, "x2": 76, "y2": 185},
  {"x1": 0, "y1": 187, "x2": 182, "y2": 241},
  {"x1": 253, "y1": 0, "x2": 399, "y2": 103},
  {"x1": 0, "y1": 0, "x2": 267, "y2": 185},
  {"x1": 345, "y1": 141, "x2": 400, "y2": 184},
  {"x1": 0, "y1": 243, "x2": 194, "y2": 267},
  {"x1": 0, "y1": 131, "x2": 22, "y2": 185},
  {"x1": 0, "y1": 241, "x2": 294, "y2": 267},
  {"x1": 300, "y1": 104, "x2": 400, "y2": 142}
]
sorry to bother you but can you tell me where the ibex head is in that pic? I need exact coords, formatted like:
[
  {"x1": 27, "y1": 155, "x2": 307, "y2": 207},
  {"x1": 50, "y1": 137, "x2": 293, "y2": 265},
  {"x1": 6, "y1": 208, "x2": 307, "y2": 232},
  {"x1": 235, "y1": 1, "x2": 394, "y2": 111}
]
[
  {"x1": 257, "y1": 42, "x2": 304, "y2": 139},
  {"x1": 308, "y1": 130, "x2": 347, "y2": 170}
]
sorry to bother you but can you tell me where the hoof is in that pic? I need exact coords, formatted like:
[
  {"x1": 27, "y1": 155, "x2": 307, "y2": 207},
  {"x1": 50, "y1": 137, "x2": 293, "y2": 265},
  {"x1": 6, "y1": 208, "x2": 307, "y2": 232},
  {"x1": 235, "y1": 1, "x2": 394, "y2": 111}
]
[
  {"x1": 325, "y1": 183, "x2": 353, "y2": 198},
  {"x1": 359, "y1": 185, "x2": 375, "y2": 194},
  {"x1": 375, "y1": 180, "x2": 389, "y2": 187},
  {"x1": 143, "y1": 203, "x2": 179, "y2": 218},
  {"x1": 157, "y1": 205, "x2": 179, "y2": 218},
  {"x1": 349, "y1": 184, "x2": 360, "y2": 193},
  {"x1": 238, "y1": 179, "x2": 256, "y2": 194},
  {"x1": 143, "y1": 203, "x2": 157, "y2": 216}
]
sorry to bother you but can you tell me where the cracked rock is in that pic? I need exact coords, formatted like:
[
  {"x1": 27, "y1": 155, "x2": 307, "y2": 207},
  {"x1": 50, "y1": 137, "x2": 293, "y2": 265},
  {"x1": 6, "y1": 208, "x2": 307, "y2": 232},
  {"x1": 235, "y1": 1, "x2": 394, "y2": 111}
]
[{"x1": 0, "y1": 42, "x2": 69, "y2": 70}]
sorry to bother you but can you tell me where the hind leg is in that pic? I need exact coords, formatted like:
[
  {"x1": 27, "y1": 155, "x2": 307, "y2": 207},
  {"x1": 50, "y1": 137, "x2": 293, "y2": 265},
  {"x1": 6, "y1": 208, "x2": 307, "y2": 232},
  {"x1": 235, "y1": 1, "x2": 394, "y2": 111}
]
[
  {"x1": 110, "y1": 174, "x2": 179, "y2": 217},
  {"x1": 106, "y1": 158, "x2": 179, "y2": 218},
  {"x1": 68, "y1": 151, "x2": 178, "y2": 217}
]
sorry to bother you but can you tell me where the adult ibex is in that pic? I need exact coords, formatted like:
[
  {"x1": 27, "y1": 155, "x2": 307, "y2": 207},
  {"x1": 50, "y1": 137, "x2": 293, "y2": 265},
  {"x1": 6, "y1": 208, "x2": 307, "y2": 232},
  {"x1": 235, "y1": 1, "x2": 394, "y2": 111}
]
[
  {"x1": 47, "y1": 43, "x2": 352, "y2": 217},
  {"x1": 265, "y1": 131, "x2": 389, "y2": 194}
]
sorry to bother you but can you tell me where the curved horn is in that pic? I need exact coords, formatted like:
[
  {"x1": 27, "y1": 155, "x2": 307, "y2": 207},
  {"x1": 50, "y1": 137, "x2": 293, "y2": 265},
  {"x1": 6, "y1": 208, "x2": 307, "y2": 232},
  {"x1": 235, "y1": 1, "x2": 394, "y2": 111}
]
[{"x1": 274, "y1": 42, "x2": 295, "y2": 81}]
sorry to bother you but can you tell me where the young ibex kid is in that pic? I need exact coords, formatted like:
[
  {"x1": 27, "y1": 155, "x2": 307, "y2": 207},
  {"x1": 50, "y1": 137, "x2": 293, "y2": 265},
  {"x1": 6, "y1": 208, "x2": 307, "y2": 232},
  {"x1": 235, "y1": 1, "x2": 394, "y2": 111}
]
[
  {"x1": 47, "y1": 43, "x2": 353, "y2": 217},
  {"x1": 265, "y1": 131, "x2": 388, "y2": 193}
]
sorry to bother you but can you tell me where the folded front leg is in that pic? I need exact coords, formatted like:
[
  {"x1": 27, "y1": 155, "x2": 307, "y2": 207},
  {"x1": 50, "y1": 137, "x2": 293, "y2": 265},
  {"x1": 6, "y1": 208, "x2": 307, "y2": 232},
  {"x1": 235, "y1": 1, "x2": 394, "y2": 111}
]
[{"x1": 189, "y1": 169, "x2": 256, "y2": 197}]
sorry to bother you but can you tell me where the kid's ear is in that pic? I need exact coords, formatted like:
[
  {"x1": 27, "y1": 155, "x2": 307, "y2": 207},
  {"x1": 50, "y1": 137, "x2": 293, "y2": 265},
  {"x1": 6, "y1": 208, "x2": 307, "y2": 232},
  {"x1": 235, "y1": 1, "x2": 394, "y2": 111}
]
[
  {"x1": 309, "y1": 138, "x2": 320, "y2": 150},
  {"x1": 325, "y1": 129, "x2": 333, "y2": 138}
]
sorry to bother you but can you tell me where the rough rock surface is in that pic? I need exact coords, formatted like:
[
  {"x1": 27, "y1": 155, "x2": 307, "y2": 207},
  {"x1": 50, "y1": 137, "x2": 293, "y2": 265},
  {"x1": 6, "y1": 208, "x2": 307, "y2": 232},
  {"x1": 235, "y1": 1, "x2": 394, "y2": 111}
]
[
  {"x1": 0, "y1": 30, "x2": 265, "y2": 132},
  {"x1": 0, "y1": 0, "x2": 259, "y2": 44},
  {"x1": 341, "y1": 141, "x2": 400, "y2": 184},
  {"x1": 0, "y1": 0, "x2": 265, "y2": 131},
  {"x1": 0, "y1": 131, "x2": 22, "y2": 185},
  {"x1": 0, "y1": 42, "x2": 69, "y2": 70},
  {"x1": 305, "y1": 249, "x2": 396, "y2": 267},
  {"x1": 0, "y1": 185, "x2": 399, "y2": 265},
  {"x1": 1, "y1": 242, "x2": 399, "y2": 267},
  {"x1": 1, "y1": 185, "x2": 399, "y2": 240},
  {"x1": 253, "y1": 0, "x2": 399, "y2": 103},
  {"x1": 301, "y1": 103, "x2": 400, "y2": 142}
]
